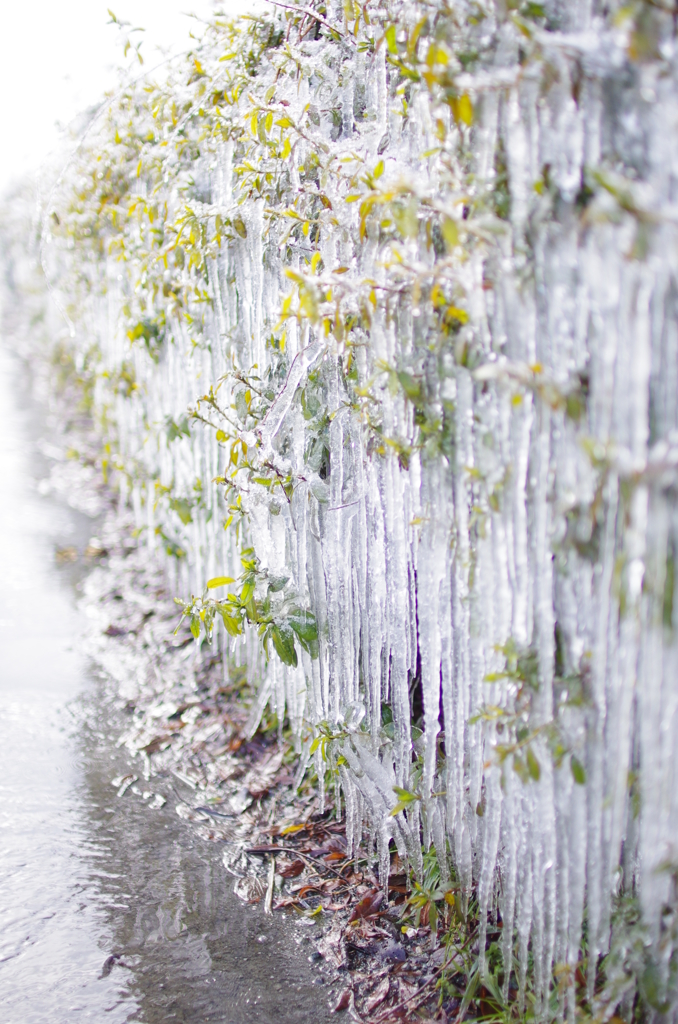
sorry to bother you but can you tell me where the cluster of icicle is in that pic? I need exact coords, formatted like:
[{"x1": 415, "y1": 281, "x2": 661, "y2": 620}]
[{"x1": 50, "y1": 0, "x2": 678, "y2": 1016}]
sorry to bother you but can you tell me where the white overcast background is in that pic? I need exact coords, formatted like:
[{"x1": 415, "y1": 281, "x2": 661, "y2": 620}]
[{"x1": 0, "y1": 0, "x2": 260, "y2": 197}]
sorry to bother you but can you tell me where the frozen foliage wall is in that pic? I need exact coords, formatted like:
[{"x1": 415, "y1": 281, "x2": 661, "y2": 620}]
[{"x1": 46, "y1": 0, "x2": 678, "y2": 1016}]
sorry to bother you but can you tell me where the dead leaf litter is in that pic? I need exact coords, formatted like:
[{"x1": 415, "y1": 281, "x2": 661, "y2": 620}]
[{"x1": 71, "y1": 512, "x2": 451, "y2": 1021}]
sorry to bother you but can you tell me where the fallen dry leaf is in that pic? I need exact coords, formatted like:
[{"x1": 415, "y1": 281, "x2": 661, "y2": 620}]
[
  {"x1": 296, "y1": 883, "x2": 324, "y2": 897},
  {"x1": 365, "y1": 977, "x2": 391, "y2": 1014},
  {"x1": 318, "y1": 921, "x2": 347, "y2": 968},
  {"x1": 333, "y1": 988, "x2": 352, "y2": 1013},
  {"x1": 245, "y1": 748, "x2": 284, "y2": 798},
  {"x1": 233, "y1": 875, "x2": 267, "y2": 903},
  {"x1": 387, "y1": 873, "x2": 408, "y2": 894},
  {"x1": 278, "y1": 858, "x2": 304, "y2": 879},
  {"x1": 349, "y1": 890, "x2": 384, "y2": 923},
  {"x1": 397, "y1": 979, "x2": 419, "y2": 1003}
]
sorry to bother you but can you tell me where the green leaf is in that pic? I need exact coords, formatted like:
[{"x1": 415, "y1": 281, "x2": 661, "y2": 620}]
[
  {"x1": 392, "y1": 199, "x2": 418, "y2": 239},
  {"x1": 218, "y1": 604, "x2": 241, "y2": 637},
  {"x1": 641, "y1": 961, "x2": 671, "y2": 1013},
  {"x1": 526, "y1": 746, "x2": 541, "y2": 781},
  {"x1": 206, "y1": 576, "x2": 234, "y2": 589},
  {"x1": 288, "y1": 611, "x2": 318, "y2": 643},
  {"x1": 233, "y1": 214, "x2": 247, "y2": 238},
  {"x1": 271, "y1": 623, "x2": 298, "y2": 666},
  {"x1": 513, "y1": 754, "x2": 528, "y2": 783},
  {"x1": 396, "y1": 371, "x2": 423, "y2": 403},
  {"x1": 190, "y1": 615, "x2": 201, "y2": 639},
  {"x1": 169, "y1": 497, "x2": 193, "y2": 525},
  {"x1": 571, "y1": 754, "x2": 586, "y2": 785},
  {"x1": 288, "y1": 611, "x2": 319, "y2": 659},
  {"x1": 166, "y1": 416, "x2": 190, "y2": 442},
  {"x1": 392, "y1": 785, "x2": 419, "y2": 806},
  {"x1": 235, "y1": 390, "x2": 249, "y2": 421},
  {"x1": 523, "y1": 2, "x2": 546, "y2": 17},
  {"x1": 241, "y1": 578, "x2": 255, "y2": 603}
]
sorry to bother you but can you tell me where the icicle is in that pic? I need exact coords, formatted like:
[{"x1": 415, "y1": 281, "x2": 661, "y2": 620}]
[
  {"x1": 500, "y1": 769, "x2": 519, "y2": 1001},
  {"x1": 477, "y1": 765, "x2": 503, "y2": 977},
  {"x1": 44, "y1": 5, "x2": 678, "y2": 1017}
]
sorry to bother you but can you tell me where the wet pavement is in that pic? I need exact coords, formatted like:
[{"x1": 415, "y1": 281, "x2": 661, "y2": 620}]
[{"x1": 0, "y1": 347, "x2": 330, "y2": 1023}]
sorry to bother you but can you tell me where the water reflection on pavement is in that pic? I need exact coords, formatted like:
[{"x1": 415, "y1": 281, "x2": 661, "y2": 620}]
[{"x1": 0, "y1": 348, "x2": 329, "y2": 1023}]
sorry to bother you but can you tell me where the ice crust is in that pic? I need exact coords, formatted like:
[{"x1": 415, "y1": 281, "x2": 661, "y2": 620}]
[{"x1": 47, "y1": 1, "x2": 678, "y2": 1014}]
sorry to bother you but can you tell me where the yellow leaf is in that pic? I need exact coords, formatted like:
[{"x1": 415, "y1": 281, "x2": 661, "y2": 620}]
[
  {"x1": 452, "y1": 93, "x2": 474, "y2": 127},
  {"x1": 282, "y1": 137, "x2": 291, "y2": 160},
  {"x1": 446, "y1": 305, "x2": 469, "y2": 324},
  {"x1": 207, "y1": 576, "x2": 235, "y2": 588},
  {"x1": 441, "y1": 217, "x2": 459, "y2": 250},
  {"x1": 427, "y1": 42, "x2": 448, "y2": 67}
]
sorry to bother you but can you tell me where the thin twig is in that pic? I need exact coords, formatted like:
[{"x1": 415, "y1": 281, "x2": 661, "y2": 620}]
[
  {"x1": 248, "y1": 843, "x2": 349, "y2": 880},
  {"x1": 265, "y1": 856, "x2": 276, "y2": 913},
  {"x1": 263, "y1": 0, "x2": 348, "y2": 40}
]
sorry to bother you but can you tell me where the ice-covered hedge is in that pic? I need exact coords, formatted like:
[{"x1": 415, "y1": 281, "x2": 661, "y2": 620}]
[{"x1": 44, "y1": 1, "x2": 678, "y2": 1016}]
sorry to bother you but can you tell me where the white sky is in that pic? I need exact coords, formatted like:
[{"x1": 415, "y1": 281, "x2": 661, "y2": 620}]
[{"x1": 0, "y1": 0, "x2": 260, "y2": 197}]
